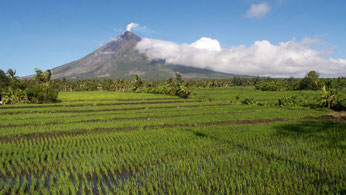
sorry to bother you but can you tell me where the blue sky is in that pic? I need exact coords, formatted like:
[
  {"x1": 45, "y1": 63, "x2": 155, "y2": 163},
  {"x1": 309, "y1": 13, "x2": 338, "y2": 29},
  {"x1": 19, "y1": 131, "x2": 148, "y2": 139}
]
[{"x1": 0, "y1": 0, "x2": 345, "y2": 77}]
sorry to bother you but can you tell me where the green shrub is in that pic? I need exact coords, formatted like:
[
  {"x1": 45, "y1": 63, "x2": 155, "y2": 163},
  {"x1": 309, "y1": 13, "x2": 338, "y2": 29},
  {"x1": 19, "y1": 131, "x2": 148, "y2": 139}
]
[
  {"x1": 24, "y1": 85, "x2": 59, "y2": 103},
  {"x1": 241, "y1": 97, "x2": 256, "y2": 105},
  {"x1": 316, "y1": 86, "x2": 346, "y2": 111},
  {"x1": 277, "y1": 96, "x2": 302, "y2": 107},
  {"x1": 135, "y1": 74, "x2": 192, "y2": 99}
]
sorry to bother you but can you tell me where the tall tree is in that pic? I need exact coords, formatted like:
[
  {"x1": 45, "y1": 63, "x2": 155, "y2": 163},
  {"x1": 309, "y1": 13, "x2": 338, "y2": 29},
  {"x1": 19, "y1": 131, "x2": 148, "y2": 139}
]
[{"x1": 299, "y1": 70, "x2": 320, "y2": 90}]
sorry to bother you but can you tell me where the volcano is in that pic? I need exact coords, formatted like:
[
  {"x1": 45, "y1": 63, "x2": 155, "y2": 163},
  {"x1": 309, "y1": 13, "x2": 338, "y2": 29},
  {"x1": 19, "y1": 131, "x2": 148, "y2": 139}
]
[{"x1": 51, "y1": 31, "x2": 236, "y2": 80}]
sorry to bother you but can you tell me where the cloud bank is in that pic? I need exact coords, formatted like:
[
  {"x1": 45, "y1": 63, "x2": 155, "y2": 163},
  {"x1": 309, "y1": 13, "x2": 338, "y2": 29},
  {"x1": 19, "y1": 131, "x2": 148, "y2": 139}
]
[
  {"x1": 246, "y1": 3, "x2": 270, "y2": 18},
  {"x1": 135, "y1": 37, "x2": 346, "y2": 77}
]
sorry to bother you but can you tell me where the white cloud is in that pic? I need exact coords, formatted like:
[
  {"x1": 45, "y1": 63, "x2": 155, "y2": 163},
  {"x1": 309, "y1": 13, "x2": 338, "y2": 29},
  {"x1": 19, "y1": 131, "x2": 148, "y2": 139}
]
[
  {"x1": 135, "y1": 37, "x2": 346, "y2": 77},
  {"x1": 190, "y1": 37, "x2": 221, "y2": 51},
  {"x1": 246, "y1": 3, "x2": 270, "y2": 18}
]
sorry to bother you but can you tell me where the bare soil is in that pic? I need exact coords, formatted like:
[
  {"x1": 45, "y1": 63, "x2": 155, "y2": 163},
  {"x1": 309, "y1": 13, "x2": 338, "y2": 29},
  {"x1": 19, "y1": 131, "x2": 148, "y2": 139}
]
[{"x1": 303, "y1": 113, "x2": 346, "y2": 122}]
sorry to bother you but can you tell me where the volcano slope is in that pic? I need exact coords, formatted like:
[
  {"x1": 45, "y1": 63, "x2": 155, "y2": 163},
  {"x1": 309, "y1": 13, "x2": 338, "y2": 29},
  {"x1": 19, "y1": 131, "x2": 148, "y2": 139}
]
[
  {"x1": 50, "y1": 31, "x2": 236, "y2": 80},
  {"x1": 0, "y1": 88, "x2": 345, "y2": 194}
]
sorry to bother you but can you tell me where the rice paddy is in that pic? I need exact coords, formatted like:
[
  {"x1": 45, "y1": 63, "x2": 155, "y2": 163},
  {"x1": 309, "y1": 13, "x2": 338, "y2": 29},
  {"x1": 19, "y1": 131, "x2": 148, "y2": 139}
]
[{"x1": 0, "y1": 88, "x2": 345, "y2": 194}]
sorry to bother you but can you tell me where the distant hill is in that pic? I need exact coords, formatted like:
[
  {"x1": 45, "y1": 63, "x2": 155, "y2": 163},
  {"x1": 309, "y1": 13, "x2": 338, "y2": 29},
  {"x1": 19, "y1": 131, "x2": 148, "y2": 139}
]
[{"x1": 51, "y1": 31, "x2": 239, "y2": 80}]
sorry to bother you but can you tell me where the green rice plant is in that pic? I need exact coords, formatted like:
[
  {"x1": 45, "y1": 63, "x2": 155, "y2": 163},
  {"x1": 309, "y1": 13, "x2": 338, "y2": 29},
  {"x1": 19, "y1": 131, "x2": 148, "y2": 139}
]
[{"x1": 0, "y1": 89, "x2": 344, "y2": 194}]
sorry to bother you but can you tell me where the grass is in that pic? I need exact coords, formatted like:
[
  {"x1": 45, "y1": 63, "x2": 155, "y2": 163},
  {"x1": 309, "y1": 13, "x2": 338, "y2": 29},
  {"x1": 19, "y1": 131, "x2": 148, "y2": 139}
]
[{"x1": 0, "y1": 87, "x2": 344, "y2": 194}]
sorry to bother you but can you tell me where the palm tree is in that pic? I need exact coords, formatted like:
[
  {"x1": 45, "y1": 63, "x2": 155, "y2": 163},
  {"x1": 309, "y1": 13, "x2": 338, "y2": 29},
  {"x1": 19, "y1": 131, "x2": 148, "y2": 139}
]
[
  {"x1": 43, "y1": 70, "x2": 52, "y2": 86},
  {"x1": 34, "y1": 69, "x2": 51, "y2": 86},
  {"x1": 45, "y1": 70, "x2": 51, "y2": 82},
  {"x1": 6, "y1": 69, "x2": 16, "y2": 79},
  {"x1": 133, "y1": 75, "x2": 143, "y2": 91},
  {"x1": 34, "y1": 68, "x2": 44, "y2": 83}
]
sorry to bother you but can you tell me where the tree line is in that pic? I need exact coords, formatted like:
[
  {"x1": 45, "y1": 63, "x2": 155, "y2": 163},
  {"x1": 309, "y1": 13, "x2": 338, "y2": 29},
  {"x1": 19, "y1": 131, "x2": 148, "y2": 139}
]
[
  {"x1": 255, "y1": 71, "x2": 345, "y2": 91},
  {"x1": 1, "y1": 69, "x2": 345, "y2": 109}
]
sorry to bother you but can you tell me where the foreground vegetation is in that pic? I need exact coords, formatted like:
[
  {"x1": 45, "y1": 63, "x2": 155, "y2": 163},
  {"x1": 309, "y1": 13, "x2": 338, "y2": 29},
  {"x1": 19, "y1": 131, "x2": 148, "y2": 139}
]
[
  {"x1": 0, "y1": 87, "x2": 345, "y2": 194},
  {"x1": 0, "y1": 69, "x2": 58, "y2": 104}
]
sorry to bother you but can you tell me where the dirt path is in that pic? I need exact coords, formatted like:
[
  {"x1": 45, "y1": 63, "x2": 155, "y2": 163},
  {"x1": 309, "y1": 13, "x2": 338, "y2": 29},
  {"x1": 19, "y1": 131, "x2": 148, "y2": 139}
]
[{"x1": 303, "y1": 113, "x2": 346, "y2": 122}]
